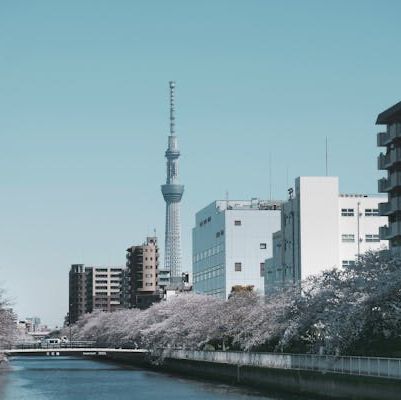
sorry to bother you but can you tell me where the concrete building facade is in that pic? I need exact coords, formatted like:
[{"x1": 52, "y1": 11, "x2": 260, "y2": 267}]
[
  {"x1": 126, "y1": 236, "x2": 161, "y2": 309},
  {"x1": 192, "y1": 199, "x2": 282, "y2": 298},
  {"x1": 377, "y1": 101, "x2": 401, "y2": 256},
  {"x1": 68, "y1": 264, "x2": 124, "y2": 324},
  {"x1": 265, "y1": 177, "x2": 388, "y2": 294}
]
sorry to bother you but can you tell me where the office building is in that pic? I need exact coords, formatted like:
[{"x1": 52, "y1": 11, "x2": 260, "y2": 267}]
[
  {"x1": 265, "y1": 177, "x2": 388, "y2": 294},
  {"x1": 192, "y1": 198, "x2": 282, "y2": 298},
  {"x1": 377, "y1": 101, "x2": 401, "y2": 256}
]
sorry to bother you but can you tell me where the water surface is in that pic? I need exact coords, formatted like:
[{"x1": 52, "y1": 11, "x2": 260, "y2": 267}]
[{"x1": 1, "y1": 356, "x2": 316, "y2": 400}]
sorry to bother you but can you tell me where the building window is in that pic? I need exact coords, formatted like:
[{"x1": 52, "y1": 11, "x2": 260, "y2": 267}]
[
  {"x1": 216, "y1": 232, "x2": 220, "y2": 238},
  {"x1": 341, "y1": 209, "x2": 354, "y2": 217},
  {"x1": 342, "y1": 260, "x2": 356, "y2": 267},
  {"x1": 260, "y1": 263, "x2": 265, "y2": 277},
  {"x1": 365, "y1": 209, "x2": 379, "y2": 216},
  {"x1": 365, "y1": 234, "x2": 380, "y2": 242},
  {"x1": 341, "y1": 234, "x2": 355, "y2": 243},
  {"x1": 260, "y1": 243, "x2": 267, "y2": 249},
  {"x1": 234, "y1": 220, "x2": 242, "y2": 226},
  {"x1": 145, "y1": 283, "x2": 152, "y2": 287},
  {"x1": 220, "y1": 230, "x2": 224, "y2": 236},
  {"x1": 208, "y1": 216, "x2": 211, "y2": 222},
  {"x1": 234, "y1": 262, "x2": 242, "y2": 272},
  {"x1": 200, "y1": 221, "x2": 203, "y2": 227}
]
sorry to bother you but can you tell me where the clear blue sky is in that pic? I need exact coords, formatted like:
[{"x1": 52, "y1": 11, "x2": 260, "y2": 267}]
[{"x1": 1, "y1": 0, "x2": 400, "y2": 327}]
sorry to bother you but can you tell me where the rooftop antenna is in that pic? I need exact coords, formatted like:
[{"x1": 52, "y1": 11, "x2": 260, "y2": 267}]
[
  {"x1": 225, "y1": 190, "x2": 229, "y2": 208},
  {"x1": 169, "y1": 81, "x2": 175, "y2": 135},
  {"x1": 325, "y1": 136, "x2": 328, "y2": 176},
  {"x1": 269, "y1": 152, "x2": 272, "y2": 201}
]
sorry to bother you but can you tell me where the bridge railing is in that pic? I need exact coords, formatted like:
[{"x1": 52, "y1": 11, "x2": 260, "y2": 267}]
[
  {"x1": 12, "y1": 341, "x2": 97, "y2": 350},
  {"x1": 169, "y1": 350, "x2": 401, "y2": 381}
]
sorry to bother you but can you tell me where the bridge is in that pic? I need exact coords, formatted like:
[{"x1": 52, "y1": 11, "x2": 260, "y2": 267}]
[{"x1": 4, "y1": 348, "x2": 148, "y2": 357}]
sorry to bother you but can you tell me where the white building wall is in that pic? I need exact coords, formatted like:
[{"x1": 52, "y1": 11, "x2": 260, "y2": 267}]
[
  {"x1": 298, "y1": 176, "x2": 340, "y2": 278},
  {"x1": 339, "y1": 195, "x2": 387, "y2": 266},
  {"x1": 265, "y1": 177, "x2": 389, "y2": 294},
  {"x1": 193, "y1": 199, "x2": 281, "y2": 298},
  {"x1": 225, "y1": 209, "x2": 281, "y2": 296}
]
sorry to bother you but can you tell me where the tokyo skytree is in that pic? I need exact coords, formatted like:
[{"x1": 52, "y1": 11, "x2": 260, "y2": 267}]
[{"x1": 161, "y1": 81, "x2": 184, "y2": 287}]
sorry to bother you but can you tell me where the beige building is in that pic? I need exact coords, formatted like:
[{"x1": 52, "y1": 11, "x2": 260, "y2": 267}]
[
  {"x1": 126, "y1": 236, "x2": 161, "y2": 309},
  {"x1": 68, "y1": 264, "x2": 124, "y2": 324}
]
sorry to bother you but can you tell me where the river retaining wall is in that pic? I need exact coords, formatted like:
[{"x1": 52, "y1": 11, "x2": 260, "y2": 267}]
[{"x1": 99, "y1": 351, "x2": 401, "y2": 400}]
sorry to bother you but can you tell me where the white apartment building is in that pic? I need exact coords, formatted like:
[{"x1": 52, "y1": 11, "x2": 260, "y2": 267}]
[
  {"x1": 265, "y1": 177, "x2": 388, "y2": 294},
  {"x1": 192, "y1": 198, "x2": 282, "y2": 298}
]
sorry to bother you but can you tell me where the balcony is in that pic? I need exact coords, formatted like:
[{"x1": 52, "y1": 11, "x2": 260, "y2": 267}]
[
  {"x1": 378, "y1": 152, "x2": 391, "y2": 170},
  {"x1": 378, "y1": 172, "x2": 401, "y2": 193},
  {"x1": 378, "y1": 201, "x2": 391, "y2": 216},
  {"x1": 378, "y1": 148, "x2": 401, "y2": 170},
  {"x1": 379, "y1": 222, "x2": 401, "y2": 240},
  {"x1": 377, "y1": 131, "x2": 391, "y2": 147},
  {"x1": 378, "y1": 178, "x2": 391, "y2": 193},
  {"x1": 377, "y1": 123, "x2": 401, "y2": 146}
]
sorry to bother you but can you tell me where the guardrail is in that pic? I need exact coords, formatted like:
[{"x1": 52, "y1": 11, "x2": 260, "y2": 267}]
[
  {"x1": 170, "y1": 350, "x2": 401, "y2": 381},
  {"x1": 12, "y1": 341, "x2": 97, "y2": 350}
]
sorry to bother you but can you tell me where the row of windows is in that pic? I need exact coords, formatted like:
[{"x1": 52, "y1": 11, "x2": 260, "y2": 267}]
[
  {"x1": 341, "y1": 234, "x2": 380, "y2": 243},
  {"x1": 200, "y1": 216, "x2": 212, "y2": 227},
  {"x1": 193, "y1": 265, "x2": 224, "y2": 283},
  {"x1": 216, "y1": 230, "x2": 225, "y2": 238},
  {"x1": 193, "y1": 244, "x2": 225, "y2": 263},
  {"x1": 342, "y1": 260, "x2": 356, "y2": 267},
  {"x1": 341, "y1": 208, "x2": 379, "y2": 217}
]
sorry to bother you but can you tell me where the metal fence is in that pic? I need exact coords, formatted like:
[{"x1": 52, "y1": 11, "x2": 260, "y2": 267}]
[
  {"x1": 13, "y1": 341, "x2": 97, "y2": 350},
  {"x1": 170, "y1": 350, "x2": 401, "y2": 380}
]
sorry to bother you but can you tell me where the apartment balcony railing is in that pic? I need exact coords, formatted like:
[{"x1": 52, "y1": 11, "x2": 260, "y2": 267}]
[
  {"x1": 379, "y1": 196, "x2": 401, "y2": 216},
  {"x1": 377, "y1": 123, "x2": 401, "y2": 147},
  {"x1": 380, "y1": 222, "x2": 401, "y2": 240},
  {"x1": 378, "y1": 171, "x2": 401, "y2": 193},
  {"x1": 378, "y1": 178, "x2": 391, "y2": 193},
  {"x1": 378, "y1": 201, "x2": 391, "y2": 216},
  {"x1": 378, "y1": 152, "x2": 391, "y2": 170},
  {"x1": 378, "y1": 148, "x2": 401, "y2": 170}
]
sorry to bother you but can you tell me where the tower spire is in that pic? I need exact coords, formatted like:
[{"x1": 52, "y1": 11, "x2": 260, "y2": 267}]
[
  {"x1": 161, "y1": 81, "x2": 184, "y2": 289},
  {"x1": 169, "y1": 81, "x2": 175, "y2": 135}
]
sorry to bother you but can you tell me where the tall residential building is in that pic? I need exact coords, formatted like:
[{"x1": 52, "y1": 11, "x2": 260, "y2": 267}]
[
  {"x1": 68, "y1": 264, "x2": 124, "y2": 324},
  {"x1": 126, "y1": 236, "x2": 161, "y2": 309},
  {"x1": 192, "y1": 199, "x2": 282, "y2": 298},
  {"x1": 69, "y1": 264, "x2": 92, "y2": 324},
  {"x1": 265, "y1": 177, "x2": 388, "y2": 294},
  {"x1": 91, "y1": 266, "x2": 124, "y2": 312},
  {"x1": 377, "y1": 101, "x2": 401, "y2": 256},
  {"x1": 161, "y1": 81, "x2": 184, "y2": 288}
]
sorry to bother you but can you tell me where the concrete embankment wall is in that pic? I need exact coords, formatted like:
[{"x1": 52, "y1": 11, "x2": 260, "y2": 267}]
[{"x1": 100, "y1": 352, "x2": 401, "y2": 400}]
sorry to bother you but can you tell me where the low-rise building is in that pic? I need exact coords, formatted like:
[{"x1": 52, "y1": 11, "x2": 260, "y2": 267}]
[
  {"x1": 265, "y1": 177, "x2": 388, "y2": 294},
  {"x1": 192, "y1": 198, "x2": 282, "y2": 298}
]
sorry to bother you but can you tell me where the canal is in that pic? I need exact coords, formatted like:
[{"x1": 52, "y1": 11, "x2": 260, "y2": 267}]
[{"x1": 0, "y1": 356, "x2": 317, "y2": 400}]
